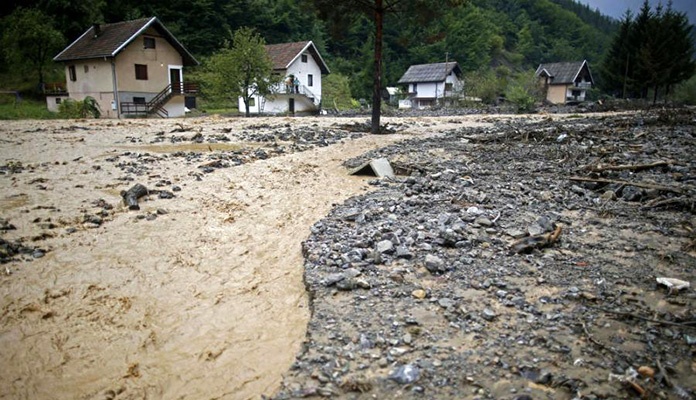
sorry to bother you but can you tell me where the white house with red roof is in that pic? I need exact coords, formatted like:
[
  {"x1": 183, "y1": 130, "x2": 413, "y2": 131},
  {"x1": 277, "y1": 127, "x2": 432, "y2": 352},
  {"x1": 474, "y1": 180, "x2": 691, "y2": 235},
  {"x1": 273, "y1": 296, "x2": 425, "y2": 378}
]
[{"x1": 238, "y1": 41, "x2": 330, "y2": 115}]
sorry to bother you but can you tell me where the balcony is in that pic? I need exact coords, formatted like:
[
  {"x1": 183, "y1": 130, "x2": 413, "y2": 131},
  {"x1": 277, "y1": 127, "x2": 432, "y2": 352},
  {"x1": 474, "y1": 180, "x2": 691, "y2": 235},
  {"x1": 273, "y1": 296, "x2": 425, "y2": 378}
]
[{"x1": 43, "y1": 82, "x2": 67, "y2": 95}]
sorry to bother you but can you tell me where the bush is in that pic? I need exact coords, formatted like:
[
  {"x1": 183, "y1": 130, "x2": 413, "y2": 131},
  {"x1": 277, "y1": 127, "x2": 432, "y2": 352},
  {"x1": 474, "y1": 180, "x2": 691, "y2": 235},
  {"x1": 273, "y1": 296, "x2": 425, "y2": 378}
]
[
  {"x1": 58, "y1": 96, "x2": 101, "y2": 118},
  {"x1": 669, "y1": 75, "x2": 696, "y2": 105},
  {"x1": 505, "y1": 70, "x2": 543, "y2": 113},
  {"x1": 322, "y1": 73, "x2": 356, "y2": 111}
]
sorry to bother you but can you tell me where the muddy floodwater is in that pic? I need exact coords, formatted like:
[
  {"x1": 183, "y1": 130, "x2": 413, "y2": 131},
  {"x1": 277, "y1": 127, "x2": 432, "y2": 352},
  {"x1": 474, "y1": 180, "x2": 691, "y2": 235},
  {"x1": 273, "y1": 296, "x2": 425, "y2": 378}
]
[{"x1": 0, "y1": 115, "x2": 494, "y2": 399}]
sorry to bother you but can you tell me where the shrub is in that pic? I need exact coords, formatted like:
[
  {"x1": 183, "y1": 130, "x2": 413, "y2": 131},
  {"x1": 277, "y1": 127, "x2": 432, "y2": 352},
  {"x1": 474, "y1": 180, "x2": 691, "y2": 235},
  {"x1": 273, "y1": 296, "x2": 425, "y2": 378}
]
[{"x1": 58, "y1": 96, "x2": 101, "y2": 118}]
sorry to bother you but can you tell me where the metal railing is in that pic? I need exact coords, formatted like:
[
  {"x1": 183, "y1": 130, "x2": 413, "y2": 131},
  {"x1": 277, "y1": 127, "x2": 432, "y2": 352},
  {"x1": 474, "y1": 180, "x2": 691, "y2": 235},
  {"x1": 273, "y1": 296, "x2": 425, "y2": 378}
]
[{"x1": 120, "y1": 82, "x2": 198, "y2": 118}]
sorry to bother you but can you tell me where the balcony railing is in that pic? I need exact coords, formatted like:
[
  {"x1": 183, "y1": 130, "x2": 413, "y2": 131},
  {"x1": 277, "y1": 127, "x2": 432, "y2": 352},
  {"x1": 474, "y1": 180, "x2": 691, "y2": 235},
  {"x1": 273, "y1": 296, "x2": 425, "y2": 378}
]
[{"x1": 43, "y1": 82, "x2": 67, "y2": 94}]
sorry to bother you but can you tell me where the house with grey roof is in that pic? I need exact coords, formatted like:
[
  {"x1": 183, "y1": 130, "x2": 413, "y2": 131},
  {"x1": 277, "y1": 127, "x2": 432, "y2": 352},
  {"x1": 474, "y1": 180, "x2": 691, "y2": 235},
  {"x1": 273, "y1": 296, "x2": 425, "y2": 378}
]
[
  {"x1": 535, "y1": 60, "x2": 594, "y2": 105},
  {"x1": 51, "y1": 17, "x2": 199, "y2": 118},
  {"x1": 239, "y1": 41, "x2": 330, "y2": 115},
  {"x1": 397, "y1": 62, "x2": 462, "y2": 109}
]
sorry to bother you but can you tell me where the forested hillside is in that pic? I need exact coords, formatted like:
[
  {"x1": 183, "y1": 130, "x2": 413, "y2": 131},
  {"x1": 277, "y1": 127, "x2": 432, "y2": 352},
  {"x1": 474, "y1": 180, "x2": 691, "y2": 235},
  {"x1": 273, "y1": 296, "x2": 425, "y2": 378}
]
[{"x1": 1, "y1": 0, "x2": 616, "y2": 99}]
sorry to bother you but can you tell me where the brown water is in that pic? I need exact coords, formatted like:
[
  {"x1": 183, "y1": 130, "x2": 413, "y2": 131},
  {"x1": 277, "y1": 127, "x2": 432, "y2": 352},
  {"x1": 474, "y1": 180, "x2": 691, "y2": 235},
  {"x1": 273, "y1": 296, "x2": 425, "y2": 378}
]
[{"x1": 0, "y1": 117, "x2": 417, "y2": 399}]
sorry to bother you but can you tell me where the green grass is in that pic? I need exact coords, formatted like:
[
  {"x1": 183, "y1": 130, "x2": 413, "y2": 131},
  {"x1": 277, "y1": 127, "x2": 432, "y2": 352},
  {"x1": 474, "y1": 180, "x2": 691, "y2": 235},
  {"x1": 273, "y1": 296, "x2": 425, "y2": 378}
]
[{"x1": 0, "y1": 96, "x2": 58, "y2": 120}]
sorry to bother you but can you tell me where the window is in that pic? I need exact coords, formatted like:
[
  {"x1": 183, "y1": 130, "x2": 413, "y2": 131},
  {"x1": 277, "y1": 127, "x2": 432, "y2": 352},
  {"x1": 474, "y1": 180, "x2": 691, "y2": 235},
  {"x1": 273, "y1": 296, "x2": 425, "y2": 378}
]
[
  {"x1": 249, "y1": 98, "x2": 255, "y2": 107},
  {"x1": 445, "y1": 82, "x2": 453, "y2": 92},
  {"x1": 143, "y1": 37, "x2": 156, "y2": 49},
  {"x1": 307, "y1": 74, "x2": 313, "y2": 87},
  {"x1": 133, "y1": 97, "x2": 146, "y2": 104},
  {"x1": 55, "y1": 98, "x2": 62, "y2": 104},
  {"x1": 84, "y1": 65, "x2": 89, "y2": 74},
  {"x1": 68, "y1": 65, "x2": 76, "y2": 81},
  {"x1": 135, "y1": 64, "x2": 148, "y2": 80},
  {"x1": 412, "y1": 83, "x2": 417, "y2": 93},
  {"x1": 301, "y1": 54, "x2": 308, "y2": 63}
]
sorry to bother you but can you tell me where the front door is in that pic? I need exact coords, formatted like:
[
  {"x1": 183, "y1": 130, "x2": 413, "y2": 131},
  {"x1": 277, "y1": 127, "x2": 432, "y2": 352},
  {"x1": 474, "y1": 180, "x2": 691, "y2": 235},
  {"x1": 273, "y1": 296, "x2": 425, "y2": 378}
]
[
  {"x1": 289, "y1": 98, "x2": 295, "y2": 114},
  {"x1": 169, "y1": 67, "x2": 182, "y2": 93}
]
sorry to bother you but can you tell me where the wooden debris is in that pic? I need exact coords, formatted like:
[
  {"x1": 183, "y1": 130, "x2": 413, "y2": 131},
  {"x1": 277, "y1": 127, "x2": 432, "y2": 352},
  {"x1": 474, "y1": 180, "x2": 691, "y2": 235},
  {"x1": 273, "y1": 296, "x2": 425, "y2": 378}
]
[
  {"x1": 121, "y1": 183, "x2": 149, "y2": 210},
  {"x1": 511, "y1": 225, "x2": 562, "y2": 254},
  {"x1": 568, "y1": 176, "x2": 688, "y2": 195},
  {"x1": 582, "y1": 160, "x2": 672, "y2": 173}
]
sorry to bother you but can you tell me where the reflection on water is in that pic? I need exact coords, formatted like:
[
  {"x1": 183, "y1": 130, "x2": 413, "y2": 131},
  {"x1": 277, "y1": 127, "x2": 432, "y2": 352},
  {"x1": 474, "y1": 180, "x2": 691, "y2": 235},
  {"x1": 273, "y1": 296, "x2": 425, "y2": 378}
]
[
  {"x1": 0, "y1": 193, "x2": 29, "y2": 211},
  {"x1": 135, "y1": 143, "x2": 247, "y2": 153}
]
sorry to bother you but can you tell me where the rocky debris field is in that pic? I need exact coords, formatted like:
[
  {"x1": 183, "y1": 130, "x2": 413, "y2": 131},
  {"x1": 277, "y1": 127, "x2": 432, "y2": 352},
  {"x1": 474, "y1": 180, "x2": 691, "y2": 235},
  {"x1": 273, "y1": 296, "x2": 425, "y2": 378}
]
[{"x1": 275, "y1": 109, "x2": 696, "y2": 399}]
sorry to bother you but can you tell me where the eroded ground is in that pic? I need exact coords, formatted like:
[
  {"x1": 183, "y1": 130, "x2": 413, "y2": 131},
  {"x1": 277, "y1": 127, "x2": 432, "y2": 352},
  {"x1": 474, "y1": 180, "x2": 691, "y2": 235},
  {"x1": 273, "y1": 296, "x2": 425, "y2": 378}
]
[{"x1": 1, "y1": 110, "x2": 694, "y2": 400}]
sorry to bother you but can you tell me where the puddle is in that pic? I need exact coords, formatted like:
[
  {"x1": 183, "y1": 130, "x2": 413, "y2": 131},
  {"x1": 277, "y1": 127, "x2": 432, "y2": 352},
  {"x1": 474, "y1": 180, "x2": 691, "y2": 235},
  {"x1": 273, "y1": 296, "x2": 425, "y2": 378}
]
[
  {"x1": 0, "y1": 193, "x2": 29, "y2": 211},
  {"x1": 132, "y1": 142, "x2": 250, "y2": 153}
]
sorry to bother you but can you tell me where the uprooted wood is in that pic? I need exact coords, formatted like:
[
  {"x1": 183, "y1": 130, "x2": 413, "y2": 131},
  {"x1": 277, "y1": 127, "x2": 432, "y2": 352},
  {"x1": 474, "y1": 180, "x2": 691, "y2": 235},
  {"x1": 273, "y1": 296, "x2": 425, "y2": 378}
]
[
  {"x1": 568, "y1": 176, "x2": 688, "y2": 195},
  {"x1": 511, "y1": 225, "x2": 562, "y2": 254},
  {"x1": 121, "y1": 183, "x2": 149, "y2": 210},
  {"x1": 581, "y1": 160, "x2": 672, "y2": 173}
]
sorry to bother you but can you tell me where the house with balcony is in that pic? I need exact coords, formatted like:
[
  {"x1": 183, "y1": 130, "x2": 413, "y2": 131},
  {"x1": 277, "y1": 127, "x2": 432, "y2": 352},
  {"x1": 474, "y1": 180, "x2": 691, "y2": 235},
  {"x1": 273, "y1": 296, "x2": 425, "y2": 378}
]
[
  {"x1": 397, "y1": 61, "x2": 462, "y2": 109},
  {"x1": 535, "y1": 60, "x2": 594, "y2": 105},
  {"x1": 51, "y1": 17, "x2": 199, "y2": 118},
  {"x1": 239, "y1": 41, "x2": 330, "y2": 115}
]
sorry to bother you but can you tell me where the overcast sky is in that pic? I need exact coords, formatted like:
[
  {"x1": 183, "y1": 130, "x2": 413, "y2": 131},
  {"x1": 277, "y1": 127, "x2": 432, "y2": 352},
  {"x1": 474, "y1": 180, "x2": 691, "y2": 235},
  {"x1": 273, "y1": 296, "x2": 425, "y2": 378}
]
[{"x1": 577, "y1": 0, "x2": 695, "y2": 24}]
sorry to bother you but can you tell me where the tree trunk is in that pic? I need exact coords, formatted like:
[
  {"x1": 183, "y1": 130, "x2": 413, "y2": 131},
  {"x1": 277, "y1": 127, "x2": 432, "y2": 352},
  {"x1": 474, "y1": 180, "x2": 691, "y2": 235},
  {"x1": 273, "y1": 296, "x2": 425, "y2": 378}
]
[
  {"x1": 370, "y1": 0, "x2": 384, "y2": 135},
  {"x1": 121, "y1": 183, "x2": 149, "y2": 210},
  {"x1": 244, "y1": 97, "x2": 250, "y2": 117}
]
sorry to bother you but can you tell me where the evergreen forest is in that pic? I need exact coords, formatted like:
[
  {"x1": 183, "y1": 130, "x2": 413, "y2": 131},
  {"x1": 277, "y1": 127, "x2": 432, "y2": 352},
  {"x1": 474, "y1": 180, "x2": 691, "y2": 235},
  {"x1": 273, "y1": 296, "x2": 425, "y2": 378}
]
[{"x1": 0, "y1": 0, "x2": 694, "y2": 106}]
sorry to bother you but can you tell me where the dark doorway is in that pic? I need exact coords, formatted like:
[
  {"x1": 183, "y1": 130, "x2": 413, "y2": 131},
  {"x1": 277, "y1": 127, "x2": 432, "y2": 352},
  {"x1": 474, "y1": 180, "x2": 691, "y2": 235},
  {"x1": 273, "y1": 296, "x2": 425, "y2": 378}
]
[
  {"x1": 170, "y1": 68, "x2": 182, "y2": 93},
  {"x1": 289, "y1": 98, "x2": 295, "y2": 114}
]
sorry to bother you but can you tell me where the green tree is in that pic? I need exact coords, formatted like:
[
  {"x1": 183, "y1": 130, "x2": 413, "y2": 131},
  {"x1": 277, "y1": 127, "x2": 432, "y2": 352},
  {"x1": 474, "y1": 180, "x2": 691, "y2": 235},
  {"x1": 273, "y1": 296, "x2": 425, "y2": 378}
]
[
  {"x1": 601, "y1": 0, "x2": 695, "y2": 102},
  {"x1": 322, "y1": 73, "x2": 355, "y2": 111},
  {"x1": 1, "y1": 8, "x2": 65, "y2": 90},
  {"x1": 200, "y1": 27, "x2": 274, "y2": 117},
  {"x1": 505, "y1": 69, "x2": 542, "y2": 113}
]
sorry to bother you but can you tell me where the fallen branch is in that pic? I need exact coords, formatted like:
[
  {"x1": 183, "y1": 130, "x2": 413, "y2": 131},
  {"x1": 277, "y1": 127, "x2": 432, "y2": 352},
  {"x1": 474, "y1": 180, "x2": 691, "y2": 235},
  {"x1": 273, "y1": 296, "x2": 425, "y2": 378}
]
[
  {"x1": 568, "y1": 176, "x2": 687, "y2": 195},
  {"x1": 583, "y1": 160, "x2": 672, "y2": 173},
  {"x1": 589, "y1": 306, "x2": 696, "y2": 330},
  {"x1": 641, "y1": 196, "x2": 694, "y2": 211},
  {"x1": 121, "y1": 183, "x2": 149, "y2": 210},
  {"x1": 511, "y1": 225, "x2": 562, "y2": 254}
]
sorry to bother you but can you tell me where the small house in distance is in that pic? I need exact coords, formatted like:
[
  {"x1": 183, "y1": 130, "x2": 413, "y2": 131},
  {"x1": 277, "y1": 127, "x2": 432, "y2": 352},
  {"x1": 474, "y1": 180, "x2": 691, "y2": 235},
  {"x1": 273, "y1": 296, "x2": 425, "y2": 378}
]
[
  {"x1": 240, "y1": 41, "x2": 330, "y2": 115},
  {"x1": 51, "y1": 17, "x2": 199, "y2": 118},
  {"x1": 535, "y1": 60, "x2": 594, "y2": 105},
  {"x1": 397, "y1": 62, "x2": 462, "y2": 109}
]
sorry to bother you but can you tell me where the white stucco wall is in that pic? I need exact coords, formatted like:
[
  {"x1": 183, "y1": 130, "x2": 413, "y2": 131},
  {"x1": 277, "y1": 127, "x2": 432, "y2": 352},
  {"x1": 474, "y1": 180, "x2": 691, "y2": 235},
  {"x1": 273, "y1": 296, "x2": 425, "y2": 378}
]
[
  {"x1": 60, "y1": 26, "x2": 187, "y2": 118},
  {"x1": 240, "y1": 47, "x2": 325, "y2": 114}
]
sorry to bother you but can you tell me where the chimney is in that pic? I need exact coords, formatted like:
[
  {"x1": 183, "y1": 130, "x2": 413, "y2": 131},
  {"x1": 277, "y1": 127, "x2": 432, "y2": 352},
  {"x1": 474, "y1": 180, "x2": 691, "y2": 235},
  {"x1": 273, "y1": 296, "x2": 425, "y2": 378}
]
[{"x1": 93, "y1": 24, "x2": 101, "y2": 37}]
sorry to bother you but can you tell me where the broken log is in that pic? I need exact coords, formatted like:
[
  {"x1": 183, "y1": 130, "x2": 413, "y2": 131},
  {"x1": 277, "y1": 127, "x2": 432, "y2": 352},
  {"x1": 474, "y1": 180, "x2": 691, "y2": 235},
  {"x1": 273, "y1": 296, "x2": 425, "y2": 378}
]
[
  {"x1": 582, "y1": 160, "x2": 672, "y2": 173},
  {"x1": 121, "y1": 183, "x2": 148, "y2": 210},
  {"x1": 511, "y1": 225, "x2": 562, "y2": 254},
  {"x1": 568, "y1": 176, "x2": 687, "y2": 195}
]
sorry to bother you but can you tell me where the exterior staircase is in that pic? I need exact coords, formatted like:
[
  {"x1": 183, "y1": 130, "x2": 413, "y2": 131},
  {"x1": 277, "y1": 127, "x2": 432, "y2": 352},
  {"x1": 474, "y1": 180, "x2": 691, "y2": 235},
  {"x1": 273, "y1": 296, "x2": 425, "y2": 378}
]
[{"x1": 120, "y1": 82, "x2": 198, "y2": 118}]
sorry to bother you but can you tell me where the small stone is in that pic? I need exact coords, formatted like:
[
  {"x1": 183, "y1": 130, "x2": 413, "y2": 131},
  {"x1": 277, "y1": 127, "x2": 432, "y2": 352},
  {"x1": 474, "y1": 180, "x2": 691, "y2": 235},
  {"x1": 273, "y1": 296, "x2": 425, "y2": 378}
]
[
  {"x1": 395, "y1": 246, "x2": 413, "y2": 259},
  {"x1": 403, "y1": 333, "x2": 412, "y2": 345},
  {"x1": 438, "y1": 298, "x2": 455, "y2": 308},
  {"x1": 376, "y1": 240, "x2": 395, "y2": 254},
  {"x1": 389, "y1": 364, "x2": 420, "y2": 384},
  {"x1": 158, "y1": 190, "x2": 174, "y2": 199},
  {"x1": 424, "y1": 254, "x2": 446, "y2": 273},
  {"x1": 412, "y1": 289, "x2": 427, "y2": 299},
  {"x1": 482, "y1": 308, "x2": 497, "y2": 321},
  {"x1": 475, "y1": 217, "x2": 493, "y2": 227}
]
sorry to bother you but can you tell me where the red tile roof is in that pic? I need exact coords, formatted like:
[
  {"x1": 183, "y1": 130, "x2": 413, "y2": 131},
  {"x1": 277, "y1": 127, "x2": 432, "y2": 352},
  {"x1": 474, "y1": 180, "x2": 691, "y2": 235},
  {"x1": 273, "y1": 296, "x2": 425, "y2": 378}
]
[
  {"x1": 54, "y1": 17, "x2": 198, "y2": 66},
  {"x1": 265, "y1": 41, "x2": 330, "y2": 74}
]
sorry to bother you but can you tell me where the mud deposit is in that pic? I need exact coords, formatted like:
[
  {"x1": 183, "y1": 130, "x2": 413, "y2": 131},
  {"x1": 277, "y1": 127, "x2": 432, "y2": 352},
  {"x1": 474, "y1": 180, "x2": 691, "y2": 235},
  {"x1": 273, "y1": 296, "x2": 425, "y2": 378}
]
[
  {"x1": 0, "y1": 115, "x2": 421, "y2": 399},
  {"x1": 1, "y1": 110, "x2": 694, "y2": 400},
  {"x1": 275, "y1": 109, "x2": 696, "y2": 399}
]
